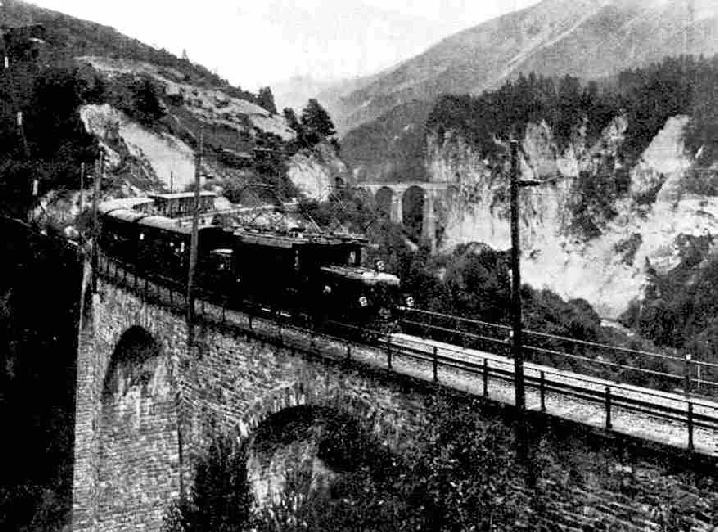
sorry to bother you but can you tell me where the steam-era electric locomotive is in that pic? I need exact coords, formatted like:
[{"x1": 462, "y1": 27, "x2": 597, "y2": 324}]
[{"x1": 97, "y1": 194, "x2": 408, "y2": 332}]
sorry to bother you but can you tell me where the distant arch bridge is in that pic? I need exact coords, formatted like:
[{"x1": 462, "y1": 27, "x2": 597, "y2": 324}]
[{"x1": 356, "y1": 181, "x2": 456, "y2": 247}]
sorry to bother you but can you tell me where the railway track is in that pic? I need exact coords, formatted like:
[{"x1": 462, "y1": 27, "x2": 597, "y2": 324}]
[{"x1": 96, "y1": 255, "x2": 718, "y2": 457}]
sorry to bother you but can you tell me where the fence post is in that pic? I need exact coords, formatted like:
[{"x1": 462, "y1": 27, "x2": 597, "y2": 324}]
[
  {"x1": 249, "y1": 315, "x2": 253, "y2": 330},
  {"x1": 540, "y1": 371, "x2": 546, "y2": 412},
  {"x1": 605, "y1": 386, "x2": 612, "y2": 430},
  {"x1": 432, "y1": 346, "x2": 438, "y2": 383},
  {"x1": 685, "y1": 353, "x2": 692, "y2": 398},
  {"x1": 483, "y1": 358, "x2": 489, "y2": 397},
  {"x1": 346, "y1": 343, "x2": 351, "y2": 361},
  {"x1": 687, "y1": 402, "x2": 694, "y2": 453}
]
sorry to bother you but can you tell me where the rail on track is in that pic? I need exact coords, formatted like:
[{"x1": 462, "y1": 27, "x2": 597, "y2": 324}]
[
  {"x1": 94, "y1": 255, "x2": 718, "y2": 456},
  {"x1": 399, "y1": 308, "x2": 718, "y2": 395}
]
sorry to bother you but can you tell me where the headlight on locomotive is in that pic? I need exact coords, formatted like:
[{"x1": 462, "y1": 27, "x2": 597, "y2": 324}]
[{"x1": 359, "y1": 296, "x2": 368, "y2": 307}]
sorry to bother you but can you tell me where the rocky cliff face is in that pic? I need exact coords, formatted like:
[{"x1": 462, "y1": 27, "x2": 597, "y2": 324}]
[
  {"x1": 287, "y1": 143, "x2": 350, "y2": 201},
  {"x1": 429, "y1": 115, "x2": 718, "y2": 318}
]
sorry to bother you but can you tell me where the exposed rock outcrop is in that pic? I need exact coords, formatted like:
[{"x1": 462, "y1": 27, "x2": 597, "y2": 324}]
[
  {"x1": 287, "y1": 143, "x2": 349, "y2": 201},
  {"x1": 429, "y1": 115, "x2": 718, "y2": 319}
]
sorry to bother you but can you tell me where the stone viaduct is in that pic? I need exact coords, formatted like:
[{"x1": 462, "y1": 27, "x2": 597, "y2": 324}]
[
  {"x1": 72, "y1": 262, "x2": 718, "y2": 532},
  {"x1": 72, "y1": 265, "x2": 431, "y2": 532},
  {"x1": 356, "y1": 181, "x2": 456, "y2": 248}
]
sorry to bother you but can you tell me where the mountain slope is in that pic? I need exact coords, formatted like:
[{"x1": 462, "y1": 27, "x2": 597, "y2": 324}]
[
  {"x1": 332, "y1": 0, "x2": 718, "y2": 133},
  {"x1": 1, "y1": 0, "x2": 232, "y2": 88}
]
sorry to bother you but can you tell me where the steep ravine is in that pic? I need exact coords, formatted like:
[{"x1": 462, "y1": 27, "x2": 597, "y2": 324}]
[{"x1": 429, "y1": 116, "x2": 718, "y2": 319}]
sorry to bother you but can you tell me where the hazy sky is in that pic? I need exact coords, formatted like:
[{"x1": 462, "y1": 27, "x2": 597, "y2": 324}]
[{"x1": 28, "y1": 0, "x2": 540, "y2": 90}]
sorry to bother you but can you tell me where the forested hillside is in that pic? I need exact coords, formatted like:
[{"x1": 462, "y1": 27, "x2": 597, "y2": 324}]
[
  {"x1": 623, "y1": 235, "x2": 718, "y2": 384},
  {"x1": 427, "y1": 55, "x2": 718, "y2": 166}
]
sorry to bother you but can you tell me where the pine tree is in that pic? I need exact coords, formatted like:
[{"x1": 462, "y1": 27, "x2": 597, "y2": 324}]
[
  {"x1": 257, "y1": 86, "x2": 277, "y2": 114},
  {"x1": 132, "y1": 77, "x2": 166, "y2": 125},
  {"x1": 300, "y1": 98, "x2": 335, "y2": 147},
  {"x1": 283, "y1": 107, "x2": 301, "y2": 132}
]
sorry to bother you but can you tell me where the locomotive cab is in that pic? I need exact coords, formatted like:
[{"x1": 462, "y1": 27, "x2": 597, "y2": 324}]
[
  {"x1": 201, "y1": 247, "x2": 239, "y2": 297},
  {"x1": 210, "y1": 248, "x2": 233, "y2": 272},
  {"x1": 318, "y1": 265, "x2": 403, "y2": 335}
]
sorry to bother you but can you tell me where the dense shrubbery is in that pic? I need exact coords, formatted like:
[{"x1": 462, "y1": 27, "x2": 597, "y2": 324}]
[
  {"x1": 297, "y1": 186, "x2": 376, "y2": 233},
  {"x1": 108, "y1": 74, "x2": 167, "y2": 126},
  {"x1": 618, "y1": 234, "x2": 718, "y2": 390},
  {"x1": 621, "y1": 235, "x2": 718, "y2": 384},
  {"x1": 0, "y1": 64, "x2": 102, "y2": 217},
  {"x1": 622, "y1": 234, "x2": 715, "y2": 347},
  {"x1": 163, "y1": 436, "x2": 252, "y2": 532},
  {"x1": 164, "y1": 399, "x2": 531, "y2": 532},
  {"x1": 250, "y1": 131, "x2": 299, "y2": 202}
]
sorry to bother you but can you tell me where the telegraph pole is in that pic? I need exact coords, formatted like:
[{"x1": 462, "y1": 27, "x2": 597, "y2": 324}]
[
  {"x1": 509, "y1": 139, "x2": 525, "y2": 411},
  {"x1": 79, "y1": 161, "x2": 85, "y2": 247},
  {"x1": 509, "y1": 139, "x2": 542, "y2": 412},
  {"x1": 186, "y1": 133, "x2": 203, "y2": 326}
]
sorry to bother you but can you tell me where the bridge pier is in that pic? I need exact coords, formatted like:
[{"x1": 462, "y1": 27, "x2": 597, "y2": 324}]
[
  {"x1": 359, "y1": 181, "x2": 450, "y2": 251},
  {"x1": 391, "y1": 194, "x2": 403, "y2": 224},
  {"x1": 423, "y1": 191, "x2": 436, "y2": 251}
]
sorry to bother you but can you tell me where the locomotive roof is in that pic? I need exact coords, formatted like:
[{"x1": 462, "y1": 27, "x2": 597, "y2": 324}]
[
  {"x1": 98, "y1": 197, "x2": 154, "y2": 215},
  {"x1": 104, "y1": 208, "x2": 147, "y2": 223},
  {"x1": 320, "y1": 265, "x2": 400, "y2": 286},
  {"x1": 139, "y1": 216, "x2": 191, "y2": 234},
  {"x1": 149, "y1": 192, "x2": 217, "y2": 200},
  {"x1": 233, "y1": 230, "x2": 296, "y2": 248},
  {"x1": 232, "y1": 228, "x2": 364, "y2": 248}
]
